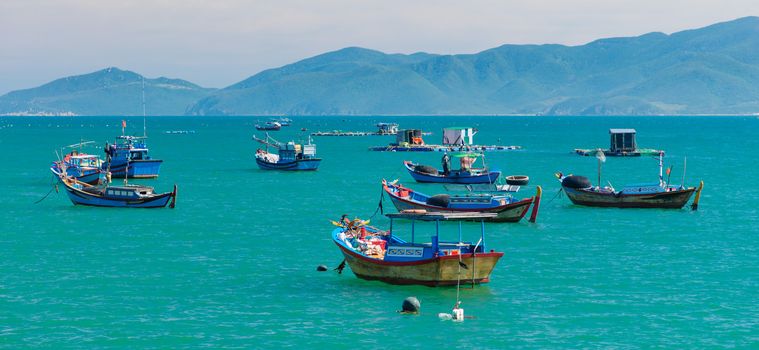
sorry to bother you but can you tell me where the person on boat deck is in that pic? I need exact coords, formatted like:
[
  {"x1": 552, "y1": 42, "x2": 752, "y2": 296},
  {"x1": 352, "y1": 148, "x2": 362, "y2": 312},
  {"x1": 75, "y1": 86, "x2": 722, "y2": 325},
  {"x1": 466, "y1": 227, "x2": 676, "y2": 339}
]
[
  {"x1": 460, "y1": 155, "x2": 474, "y2": 171},
  {"x1": 442, "y1": 152, "x2": 451, "y2": 175}
]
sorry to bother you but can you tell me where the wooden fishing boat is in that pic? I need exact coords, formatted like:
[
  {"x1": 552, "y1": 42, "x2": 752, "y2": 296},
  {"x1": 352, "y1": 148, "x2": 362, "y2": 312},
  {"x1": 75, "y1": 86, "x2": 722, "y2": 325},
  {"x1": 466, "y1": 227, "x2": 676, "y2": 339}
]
[
  {"x1": 557, "y1": 152, "x2": 703, "y2": 209},
  {"x1": 383, "y1": 180, "x2": 538, "y2": 223},
  {"x1": 51, "y1": 141, "x2": 104, "y2": 185},
  {"x1": 332, "y1": 211, "x2": 504, "y2": 286},
  {"x1": 103, "y1": 135, "x2": 162, "y2": 178},
  {"x1": 403, "y1": 152, "x2": 500, "y2": 184},
  {"x1": 253, "y1": 133, "x2": 321, "y2": 171},
  {"x1": 57, "y1": 173, "x2": 176, "y2": 208}
]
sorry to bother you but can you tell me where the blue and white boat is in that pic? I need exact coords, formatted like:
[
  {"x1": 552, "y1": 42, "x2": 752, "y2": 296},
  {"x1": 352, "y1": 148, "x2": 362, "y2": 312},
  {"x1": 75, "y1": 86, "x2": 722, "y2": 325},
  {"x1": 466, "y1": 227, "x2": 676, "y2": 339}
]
[
  {"x1": 102, "y1": 136, "x2": 162, "y2": 178},
  {"x1": 404, "y1": 152, "x2": 500, "y2": 184},
  {"x1": 253, "y1": 134, "x2": 321, "y2": 171},
  {"x1": 51, "y1": 141, "x2": 104, "y2": 185},
  {"x1": 57, "y1": 173, "x2": 176, "y2": 208}
]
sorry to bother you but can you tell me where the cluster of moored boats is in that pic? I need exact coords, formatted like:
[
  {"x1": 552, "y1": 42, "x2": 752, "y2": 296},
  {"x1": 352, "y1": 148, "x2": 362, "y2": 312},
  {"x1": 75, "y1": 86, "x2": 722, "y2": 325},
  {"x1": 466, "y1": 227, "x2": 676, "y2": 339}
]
[
  {"x1": 52, "y1": 118, "x2": 705, "y2": 289},
  {"x1": 318, "y1": 125, "x2": 705, "y2": 288},
  {"x1": 50, "y1": 124, "x2": 177, "y2": 208}
]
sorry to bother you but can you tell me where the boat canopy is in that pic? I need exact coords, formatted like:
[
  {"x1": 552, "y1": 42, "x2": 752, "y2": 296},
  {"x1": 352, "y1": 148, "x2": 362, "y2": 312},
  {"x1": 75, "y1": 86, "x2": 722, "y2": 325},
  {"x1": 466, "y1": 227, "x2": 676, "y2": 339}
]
[
  {"x1": 386, "y1": 212, "x2": 497, "y2": 221},
  {"x1": 449, "y1": 152, "x2": 481, "y2": 158}
]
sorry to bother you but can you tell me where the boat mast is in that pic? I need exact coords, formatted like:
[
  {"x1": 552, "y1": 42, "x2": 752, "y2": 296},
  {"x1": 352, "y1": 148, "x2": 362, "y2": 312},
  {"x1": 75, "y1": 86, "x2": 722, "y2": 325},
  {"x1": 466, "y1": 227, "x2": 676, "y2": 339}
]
[
  {"x1": 658, "y1": 151, "x2": 664, "y2": 187},
  {"x1": 681, "y1": 156, "x2": 687, "y2": 187},
  {"x1": 142, "y1": 76, "x2": 147, "y2": 138}
]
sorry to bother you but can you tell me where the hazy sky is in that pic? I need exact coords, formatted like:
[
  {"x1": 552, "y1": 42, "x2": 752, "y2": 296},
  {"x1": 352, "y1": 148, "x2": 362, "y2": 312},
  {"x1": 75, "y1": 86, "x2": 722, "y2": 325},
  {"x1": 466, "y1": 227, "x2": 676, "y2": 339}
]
[{"x1": 1, "y1": 0, "x2": 757, "y2": 94}]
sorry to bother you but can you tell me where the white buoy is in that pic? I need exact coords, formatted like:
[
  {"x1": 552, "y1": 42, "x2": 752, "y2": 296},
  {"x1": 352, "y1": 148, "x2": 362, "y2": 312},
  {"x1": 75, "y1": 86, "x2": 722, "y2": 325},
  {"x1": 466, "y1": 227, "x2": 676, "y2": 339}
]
[{"x1": 452, "y1": 307, "x2": 464, "y2": 322}]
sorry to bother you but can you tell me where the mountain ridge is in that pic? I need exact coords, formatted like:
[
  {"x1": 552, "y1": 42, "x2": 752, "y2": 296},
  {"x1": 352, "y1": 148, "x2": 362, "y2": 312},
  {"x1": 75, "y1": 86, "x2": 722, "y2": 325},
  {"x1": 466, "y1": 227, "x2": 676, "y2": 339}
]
[{"x1": 3, "y1": 16, "x2": 759, "y2": 116}]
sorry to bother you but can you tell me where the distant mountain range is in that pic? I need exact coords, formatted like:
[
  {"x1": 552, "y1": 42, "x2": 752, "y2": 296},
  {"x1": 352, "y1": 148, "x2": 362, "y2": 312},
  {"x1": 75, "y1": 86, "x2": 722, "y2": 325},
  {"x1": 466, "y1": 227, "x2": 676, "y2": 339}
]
[{"x1": 3, "y1": 17, "x2": 759, "y2": 116}]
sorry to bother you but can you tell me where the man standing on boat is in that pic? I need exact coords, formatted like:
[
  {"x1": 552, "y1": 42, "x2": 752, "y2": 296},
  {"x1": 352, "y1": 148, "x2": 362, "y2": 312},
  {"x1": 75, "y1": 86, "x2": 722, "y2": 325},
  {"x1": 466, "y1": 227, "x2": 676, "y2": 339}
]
[{"x1": 442, "y1": 152, "x2": 451, "y2": 175}]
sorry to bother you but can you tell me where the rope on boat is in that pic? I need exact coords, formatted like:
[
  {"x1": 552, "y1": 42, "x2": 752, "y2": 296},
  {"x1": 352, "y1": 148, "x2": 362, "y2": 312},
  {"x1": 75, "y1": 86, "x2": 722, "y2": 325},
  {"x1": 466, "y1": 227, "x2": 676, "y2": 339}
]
[
  {"x1": 546, "y1": 188, "x2": 563, "y2": 204},
  {"x1": 369, "y1": 187, "x2": 385, "y2": 220},
  {"x1": 34, "y1": 175, "x2": 58, "y2": 204}
]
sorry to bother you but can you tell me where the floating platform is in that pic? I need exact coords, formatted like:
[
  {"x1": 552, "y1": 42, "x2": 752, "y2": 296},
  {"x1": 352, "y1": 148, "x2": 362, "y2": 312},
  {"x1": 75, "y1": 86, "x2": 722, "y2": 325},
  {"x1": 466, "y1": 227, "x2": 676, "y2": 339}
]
[
  {"x1": 574, "y1": 148, "x2": 663, "y2": 157},
  {"x1": 370, "y1": 144, "x2": 521, "y2": 152},
  {"x1": 574, "y1": 128, "x2": 664, "y2": 157},
  {"x1": 312, "y1": 123, "x2": 412, "y2": 137}
]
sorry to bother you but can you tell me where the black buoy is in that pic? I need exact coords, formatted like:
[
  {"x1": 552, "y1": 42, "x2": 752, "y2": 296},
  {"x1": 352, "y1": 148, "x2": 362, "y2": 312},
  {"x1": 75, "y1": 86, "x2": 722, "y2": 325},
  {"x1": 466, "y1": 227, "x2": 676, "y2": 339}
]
[
  {"x1": 401, "y1": 296, "x2": 421, "y2": 314},
  {"x1": 316, "y1": 265, "x2": 328, "y2": 272}
]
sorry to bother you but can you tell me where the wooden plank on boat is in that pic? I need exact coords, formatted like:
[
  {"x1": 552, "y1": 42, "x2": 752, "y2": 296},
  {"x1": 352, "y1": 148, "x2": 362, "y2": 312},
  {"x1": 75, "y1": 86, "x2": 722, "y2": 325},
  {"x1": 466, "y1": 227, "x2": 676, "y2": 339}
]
[{"x1": 386, "y1": 211, "x2": 498, "y2": 221}]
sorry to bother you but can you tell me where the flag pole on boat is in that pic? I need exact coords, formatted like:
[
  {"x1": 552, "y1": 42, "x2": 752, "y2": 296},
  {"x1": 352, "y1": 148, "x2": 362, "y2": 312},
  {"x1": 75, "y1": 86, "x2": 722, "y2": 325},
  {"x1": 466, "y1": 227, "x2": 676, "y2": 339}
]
[{"x1": 595, "y1": 148, "x2": 606, "y2": 188}]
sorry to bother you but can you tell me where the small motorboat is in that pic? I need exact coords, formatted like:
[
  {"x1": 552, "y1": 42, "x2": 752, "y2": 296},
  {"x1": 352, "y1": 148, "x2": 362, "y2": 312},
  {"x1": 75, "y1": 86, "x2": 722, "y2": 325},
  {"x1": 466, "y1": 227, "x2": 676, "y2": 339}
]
[
  {"x1": 331, "y1": 211, "x2": 504, "y2": 286},
  {"x1": 505, "y1": 175, "x2": 529, "y2": 186},
  {"x1": 253, "y1": 133, "x2": 321, "y2": 171},
  {"x1": 383, "y1": 180, "x2": 538, "y2": 222},
  {"x1": 404, "y1": 152, "x2": 500, "y2": 184},
  {"x1": 255, "y1": 121, "x2": 281, "y2": 131}
]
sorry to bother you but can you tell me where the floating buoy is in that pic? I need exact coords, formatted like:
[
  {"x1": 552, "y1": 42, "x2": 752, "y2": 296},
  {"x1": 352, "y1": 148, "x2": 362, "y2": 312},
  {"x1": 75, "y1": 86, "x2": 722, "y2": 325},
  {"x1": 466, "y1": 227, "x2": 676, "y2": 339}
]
[
  {"x1": 316, "y1": 265, "x2": 328, "y2": 272},
  {"x1": 400, "y1": 296, "x2": 421, "y2": 314}
]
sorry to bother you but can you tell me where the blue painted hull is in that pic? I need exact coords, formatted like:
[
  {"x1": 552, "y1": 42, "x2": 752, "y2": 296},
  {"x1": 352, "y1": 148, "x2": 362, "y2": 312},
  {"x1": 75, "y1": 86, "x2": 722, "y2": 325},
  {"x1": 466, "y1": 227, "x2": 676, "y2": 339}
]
[
  {"x1": 404, "y1": 162, "x2": 500, "y2": 184},
  {"x1": 255, "y1": 158, "x2": 321, "y2": 171},
  {"x1": 60, "y1": 180, "x2": 175, "y2": 208},
  {"x1": 103, "y1": 159, "x2": 162, "y2": 178},
  {"x1": 50, "y1": 165, "x2": 101, "y2": 185}
]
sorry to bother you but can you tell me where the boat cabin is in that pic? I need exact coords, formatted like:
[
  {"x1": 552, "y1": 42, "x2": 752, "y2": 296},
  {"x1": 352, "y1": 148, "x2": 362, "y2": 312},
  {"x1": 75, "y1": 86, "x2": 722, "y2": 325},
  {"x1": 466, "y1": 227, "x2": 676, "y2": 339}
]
[
  {"x1": 443, "y1": 127, "x2": 477, "y2": 146},
  {"x1": 396, "y1": 129, "x2": 425, "y2": 145},
  {"x1": 376, "y1": 123, "x2": 399, "y2": 135},
  {"x1": 609, "y1": 129, "x2": 637, "y2": 153},
  {"x1": 380, "y1": 212, "x2": 496, "y2": 261}
]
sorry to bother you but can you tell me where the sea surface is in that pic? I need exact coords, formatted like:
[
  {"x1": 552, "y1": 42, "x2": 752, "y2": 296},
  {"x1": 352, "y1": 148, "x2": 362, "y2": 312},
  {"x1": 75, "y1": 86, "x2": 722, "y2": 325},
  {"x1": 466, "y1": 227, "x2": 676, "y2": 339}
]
[{"x1": 0, "y1": 116, "x2": 757, "y2": 348}]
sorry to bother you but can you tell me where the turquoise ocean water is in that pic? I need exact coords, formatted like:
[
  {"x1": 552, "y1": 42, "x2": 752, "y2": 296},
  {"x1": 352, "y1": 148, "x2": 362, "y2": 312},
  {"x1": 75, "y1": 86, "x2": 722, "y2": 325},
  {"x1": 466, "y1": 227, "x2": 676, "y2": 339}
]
[{"x1": 0, "y1": 116, "x2": 757, "y2": 348}]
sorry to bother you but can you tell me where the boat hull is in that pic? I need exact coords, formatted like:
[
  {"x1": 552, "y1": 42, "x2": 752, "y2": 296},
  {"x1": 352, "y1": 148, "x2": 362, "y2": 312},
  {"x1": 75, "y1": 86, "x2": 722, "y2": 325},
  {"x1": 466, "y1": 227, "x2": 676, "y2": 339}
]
[
  {"x1": 335, "y1": 242, "x2": 503, "y2": 286},
  {"x1": 104, "y1": 159, "x2": 162, "y2": 178},
  {"x1": 59, "y1": 178, "x2": 175, "y2": 208},
  {"x1": 50, "y1": 165, "x2": 101, "y2": 185},
  {"x1": 562, "y1": 186, "x2": 696, "y2": 208},
  {"x1": 387, "y1": 193, "x2": 532, "y2": 222},
  {"x1": 255, "y1": 158, "x2": 321, "y2": 171},
  {"x1": 404, "y1": 162, "x2": 500, "y2": 184}
]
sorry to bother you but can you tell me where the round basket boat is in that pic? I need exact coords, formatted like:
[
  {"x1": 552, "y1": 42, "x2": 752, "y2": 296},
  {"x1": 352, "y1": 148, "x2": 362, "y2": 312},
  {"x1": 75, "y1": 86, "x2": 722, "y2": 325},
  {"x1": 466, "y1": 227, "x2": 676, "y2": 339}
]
[{"x1": 505, "y1": 175, "x2": 530, "y2": 186}]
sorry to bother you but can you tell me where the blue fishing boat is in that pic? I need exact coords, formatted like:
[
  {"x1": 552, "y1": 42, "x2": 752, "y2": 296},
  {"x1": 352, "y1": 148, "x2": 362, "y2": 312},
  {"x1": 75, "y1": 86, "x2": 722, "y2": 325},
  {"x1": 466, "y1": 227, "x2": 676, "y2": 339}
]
[
  {"x1": 57, "y1": 173, "x2": 176, "y2": 208},
  {"x1": 383, "y1": 180, "x2": 539, "y2": 223},
  {"x1": 50, "y1": 141, "x2": 104, "y2": 185},
  {"x1": 253, "y1": 134, "x2": 321, "y2": 171},
  {"x1": 255, "y1": 121, "x2": 281, "y2": 131},
  {"x1": 331, "y1": 211, "x2": 504, "y2": 286},
  {"x1": 102, "y1": 136, "x2": 162, "y2": 178},
  {"x1": 404, "y1": 152, "x2": 500, "y2": 184}
]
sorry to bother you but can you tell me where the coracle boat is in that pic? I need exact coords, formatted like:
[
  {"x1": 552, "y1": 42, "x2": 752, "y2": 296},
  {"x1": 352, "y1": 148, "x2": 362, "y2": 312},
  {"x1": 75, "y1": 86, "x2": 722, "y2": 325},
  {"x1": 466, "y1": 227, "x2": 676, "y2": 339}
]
[
  {"x1": 253, "y1": 133, "x2": 321, "y2": 171},
  {"x1": 57, "y1": 172, "x2": 176, "y2": 208},
  {"x1": 505, "y1": 175, "x2": 529, "y2": 186},
  {"x1": 51, "y1": 141, "x2": 104, "y2": 185},
  {"x1": 383, "y1": 180, "x2": 540, "y2": 223},
  {"x1": 404, "y1": 152, "x2": 500, "y2": 184},
  {"x1": 557, "y1": 152, "x2": 703, "y2": 209},
  {"x1": 102, "y1": 135, "x2": 162, "y2": 178},
  {"x1": 331, "y1": 211, "x2": 504, "y2": 286}
]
